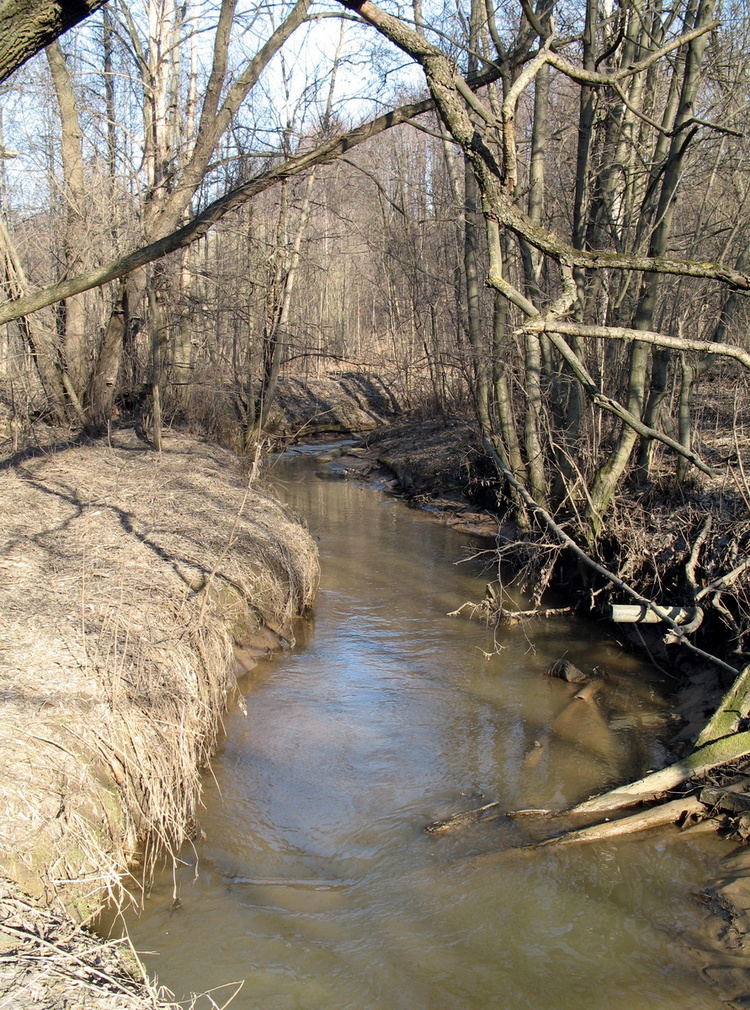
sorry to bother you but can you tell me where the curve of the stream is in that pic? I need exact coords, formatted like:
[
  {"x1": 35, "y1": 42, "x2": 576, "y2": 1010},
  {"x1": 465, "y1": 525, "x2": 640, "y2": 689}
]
[{"x1": 124, "y1": 446, "x2": 727, "y2": 1009}]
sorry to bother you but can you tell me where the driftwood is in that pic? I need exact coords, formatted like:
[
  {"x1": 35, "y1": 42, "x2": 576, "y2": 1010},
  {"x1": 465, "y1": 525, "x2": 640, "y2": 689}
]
[
  {"x1": 525, "y1": 796, "x2": 705, "y2": 850},
  {"x1": 425, "y1": 801, "x2": 503, "y2": 834}
]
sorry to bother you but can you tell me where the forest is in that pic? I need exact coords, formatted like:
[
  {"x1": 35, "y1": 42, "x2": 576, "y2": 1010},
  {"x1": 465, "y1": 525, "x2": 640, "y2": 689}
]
[{"x1": 3, "y1": 1, "x2": 750, "y2": 1004}]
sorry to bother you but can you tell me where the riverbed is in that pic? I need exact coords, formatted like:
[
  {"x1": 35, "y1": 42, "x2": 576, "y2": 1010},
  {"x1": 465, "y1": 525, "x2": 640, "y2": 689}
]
[{"x1": 123, "y1": 446, "x2": 728, "y2": 1009}]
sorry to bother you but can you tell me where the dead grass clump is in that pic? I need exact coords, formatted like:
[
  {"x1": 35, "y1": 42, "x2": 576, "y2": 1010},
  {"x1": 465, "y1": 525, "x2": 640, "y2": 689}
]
[
  {"x1": 0, "y1": 428, "x2": 319, "y2": 921},
  {"x1": 0, "y1": 875, "x2": 181, "y2": 1010}
]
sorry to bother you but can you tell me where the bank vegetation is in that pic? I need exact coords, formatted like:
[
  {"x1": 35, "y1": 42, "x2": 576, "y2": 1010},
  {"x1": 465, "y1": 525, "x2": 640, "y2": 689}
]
[{"x1": 0, "y1": 429, "x2": 318, "y2": 923}]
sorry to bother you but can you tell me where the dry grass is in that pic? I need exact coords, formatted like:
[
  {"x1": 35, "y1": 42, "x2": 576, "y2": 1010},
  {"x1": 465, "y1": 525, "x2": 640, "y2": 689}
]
[
  {"x1": 0, "y1": 875, "x2": 185, "y2": 1010},
  {"x1": 0, "y1": 428, "x2": 318, "y2": 923}
]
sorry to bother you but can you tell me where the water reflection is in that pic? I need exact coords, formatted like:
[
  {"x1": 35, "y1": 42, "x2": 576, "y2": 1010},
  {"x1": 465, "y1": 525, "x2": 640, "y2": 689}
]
[{"x1": 122, "y1": 448, "x2": 724, "y2": 1009}]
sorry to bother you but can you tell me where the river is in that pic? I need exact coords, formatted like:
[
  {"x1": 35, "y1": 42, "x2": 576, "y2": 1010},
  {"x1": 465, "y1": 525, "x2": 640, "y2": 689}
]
[{"x1": 122, "y1": 445, "x2": 727, "y2": 1009}]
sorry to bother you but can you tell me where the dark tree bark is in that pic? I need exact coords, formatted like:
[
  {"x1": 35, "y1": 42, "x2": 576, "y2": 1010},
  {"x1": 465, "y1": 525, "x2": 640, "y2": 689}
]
[{"x1": 0, "y1": 0, "x2": 107, "y2": 83}]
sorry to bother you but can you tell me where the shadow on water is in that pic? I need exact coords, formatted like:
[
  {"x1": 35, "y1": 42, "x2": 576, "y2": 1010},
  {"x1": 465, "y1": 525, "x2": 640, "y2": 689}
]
[{"x1": 118, "y1": 448, "x2": 728, "y2": 1009}]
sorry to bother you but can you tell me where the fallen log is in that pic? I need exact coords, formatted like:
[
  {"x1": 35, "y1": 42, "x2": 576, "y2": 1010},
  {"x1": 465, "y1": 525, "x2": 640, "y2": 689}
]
[
  {"x1": 524, "y1": 796, "x2": 705, "y2": 850},
  {"x1": 565, "y1": 730, "x2": 750, "y2": 817},
  {"x1": 558, "y1": 666, "x2": 750, "y2": 818}
]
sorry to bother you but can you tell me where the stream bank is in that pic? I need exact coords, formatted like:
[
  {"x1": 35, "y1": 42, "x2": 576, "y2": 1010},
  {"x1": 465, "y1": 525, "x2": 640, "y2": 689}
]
[
  {"x1": 0, "y1": 428, "x2": 318, "y2": 1008},
  {"x1": 1, "y1": 405, "x2": 749, "y2": 1006},
  {"x1": 321, "y1": 416, "x2": 746, "y2": 717},
  {"x1": 123, "y1": 440, "x2": 736, "y2": 1009}
]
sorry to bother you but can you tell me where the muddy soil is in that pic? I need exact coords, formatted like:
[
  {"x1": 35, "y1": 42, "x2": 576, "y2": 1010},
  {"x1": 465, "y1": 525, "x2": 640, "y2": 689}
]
[{"x1": 317, "y1": 418, "x2": 505, "y2": 536}]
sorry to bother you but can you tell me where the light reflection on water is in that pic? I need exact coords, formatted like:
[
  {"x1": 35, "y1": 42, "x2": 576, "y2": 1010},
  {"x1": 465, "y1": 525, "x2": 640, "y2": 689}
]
[{"x1": 122, "y1": 448, "x2": 725, "y2": 1009}]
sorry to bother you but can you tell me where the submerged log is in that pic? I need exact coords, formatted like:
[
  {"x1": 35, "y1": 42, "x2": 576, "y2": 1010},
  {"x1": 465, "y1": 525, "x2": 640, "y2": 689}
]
[
  {"x1": 565, "y1": 730, "x2": 750, "y2": 817},
  {"x1": 558, "y1": 666, "x2": 750, "y2": 820},
  {"x1": 573, "y1": 679, "x2": 605, "y2": 704},
  {"x1": 526, "y1": 796, "x2": 705, "y2": 850},
  {"x1": 425, "y1": 801, "x2": 503, "y2": 834},
  {"x1": 504, "y1": 662, "x2": 750, "y2": 831},
  {"x1": 546, "y1": 659, "x2": 588, "y2": 683}
]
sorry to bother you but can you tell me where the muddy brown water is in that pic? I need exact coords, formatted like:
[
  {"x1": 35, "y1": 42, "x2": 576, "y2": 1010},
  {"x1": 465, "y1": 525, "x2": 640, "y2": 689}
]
[{"x1": 122, "y1": 445, "x2": 729, "y2": 1009}]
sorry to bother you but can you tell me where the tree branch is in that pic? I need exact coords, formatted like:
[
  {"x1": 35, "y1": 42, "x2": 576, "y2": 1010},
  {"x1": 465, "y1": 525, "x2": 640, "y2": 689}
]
[
  {"x1": 523, "y1": 319, "x2": 750, "y2": 371},
  {"x1": 0, "y1": 98, "x2": 432, "y2": 326},
  {"x1": 0, "y1": 0, "x2": 108, "y2": 84}
]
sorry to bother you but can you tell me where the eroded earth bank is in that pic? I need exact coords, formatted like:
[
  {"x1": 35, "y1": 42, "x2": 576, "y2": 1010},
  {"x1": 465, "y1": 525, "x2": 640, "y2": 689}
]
[{"x1": 0, "y1": 430, "x2": 318, "y2": 1009}]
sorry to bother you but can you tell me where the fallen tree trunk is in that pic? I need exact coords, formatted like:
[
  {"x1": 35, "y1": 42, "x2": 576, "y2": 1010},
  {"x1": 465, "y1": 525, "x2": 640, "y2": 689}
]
[
  {"x1": 527, "y1": 795, "x2": 705, "y2": 849},
  {"x1": 435, "y1": 664, "x2": 750, "y2": 846},
  {"x1": 563, "y1": 730, "x2": 750, "y2": 817},
  {"x1": 554, "y1": 664, "x2": 750, "y2": 818}
]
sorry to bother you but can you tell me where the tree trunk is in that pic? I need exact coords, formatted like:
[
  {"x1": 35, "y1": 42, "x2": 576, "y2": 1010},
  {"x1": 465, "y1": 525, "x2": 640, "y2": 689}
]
[
  {"x1": 46, "y1": 40, "x2": 89, "y2": 400},
  {"x1": 587, "y1": 0, "x2": 716, "y2": 526},
  {"x1": 0, "y1": 0, "x2": 107, "y2": 84},
  {"x1": 0, "y1": 217, "x2": 73, "y2": 422}
]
